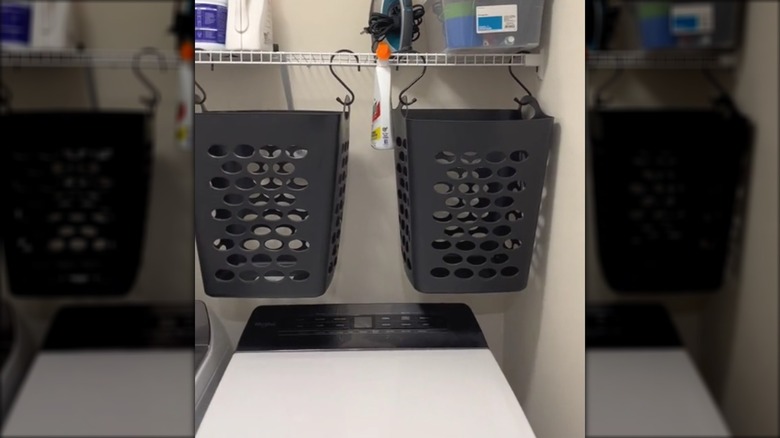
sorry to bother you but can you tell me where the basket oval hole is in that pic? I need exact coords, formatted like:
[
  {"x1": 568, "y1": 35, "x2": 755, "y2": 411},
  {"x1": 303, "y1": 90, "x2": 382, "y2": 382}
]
[
  {"x1": 226, "y1": 224, "x2": 246, "y2": 235},
  {"x1": 215, "y1": 269, "x2": 234, "y2": 281},
  {"x1": 264, "y1": 270, "x2": 285, "y2": 282},
  {"x1": 264, "y1": 239, "x2": 283, "y2": 250},
  {"x1": 433, "y1": 211, "x2": 452, "y2": 222},
  {"x1": 221, "y1": 161, "x2": 242, "y2": 174},
  {"x1": 444, "y1": 226, "x2": 465, "y2": 237},
  {"x1": 459, "y1": 183, "x2": 479, "y2": 194},
  {"x1": 239, "y1": 271, "x2": 260, "y2": 282},
  {"x1": 479, "y1": 268, "x2": 497, "y2": 279},
  {"x1": 497, "y1": 167, "x2": 517, "y2": 178},
  {"x1": 252, "y1": 254, "x2": 272, "y2": 267},
  {"x1": 494, "y1": 225, "x2": 512, "y2": 236},
  {"x1": 288, "y1": 209, "x2": 309, "y2": 222},
  {"x1": 506, "y1": 210, "x2": 524, "y2": 221},
  {"x1": 224, "y1": 194, "x2": 243, "y2": 206},
  {"x1": 501, "y1": 266, "x2": 520, "y2": 277},
  {"x1": 210, "y1": 177, "x2": 230, "y2": 190},
  {"x1": 470, "y1": 198, "x2": 491, "y2": 209},
  {"x1": 484, "y1": 182, "x2": 503, "y2": 193},
  {"x1": 508, "y1": 181, "x2": 527, "y2": 192},
  {"x1": 234, "y1": 144, "x2": 254, "y2": 158},
  {"x1": 286, "y1": 146, "x2": 308, "y2": 159},
  {"x1": 247, "y1": 162, "x2": 267, "y2": 174},
  {"x1": 432, "y1": 240, "x2": 451, "y2": 250},
  {"x1": 486, "y1": 151, "x2": 506, "y2": 163},
  {"x1": 273, "y1": 162, "x2": 295, "y2": 175},
  {"x1": 495, "y1": 197, "x2": 514, "y2": 207},
  {"x1": 510, "y1": 150, "x2": 529, "y2": 162},
  {"x1": 208, "y1": 144, "x2": 228, "y2": 158},
  {"x1": 456, "y1": 241, "x2": 476, "y2": 251},
  {"x1": 249, "y1": 193, "x2": 270, "y2": 206},
  {"x1": 480, "y1": 240, "x2": 499, "y2": 251},
  {"x1": 431, "y1": 267, "x2": 450, "y2": 278},
  {"x1": 235, "y1": 177, "x2": 256, "y2": 190},
  {"x1": 434, "y1": 182, "x2": 453, "y2": 194},
  {"x1": 226, "y1": 254, "x2": 247, "y2": 267},
  {"x1": 457, "y1": 212, "x2": 478, "y2": 223},
  {"x1": 211, "y1": 209, "x2": 231, "y2": 220},
  {"x1": 288, "y1": 177, "x2": 309, "y2": 191},
  {"x1": 277, "y1": 254, "x2": 297, "y2": 267},
  {"x1": 259, "y1": 145, "x2": 282, "y2": 159},
  {"x1": 252, "y1": 225, "x2": 271, "y2": 236},
  {"x1": 213, "y1": 238, "x2": 233, "y2": 251},
  {"x1": 469, "y1": 227, "x2": 489, "y2": 238},
  {"x1": 460, "y1": 152, "x2": 481, "y2": 165},
  {"x1": 472, "y1": 168, "x2": 492, "y2": 179},
  {"x1": 290, "y1": 270, "x2": 310, "y2": 281},
  {"x1": 435, "y1": 151, "x2": 456, "y2": 164},
  {"x1": 482, "y1": 211, "x2": 502, "y2": 223},
  {"x1": 260, "y1": 178, "x2": 283, "y2": 190},
  {"x1": 443, "y1": 253, "x2": 462, "y2": 264},
  {"x1": 289, "y1": 239, "x2": 310, "y2": 251},
  {"x1": 446, "y1": 168, "x2": 467, "y2": 180},
  {"x1": 276, "y1": 225, "x2": 295, "y2": 237},
  {"x1": 242, "y1": 239, "x2": 261, "y2": 251},
  {"x1": 455, "y1": 269, "x2": 474, "y2": 279},
  {"x1": 263, "y1": 209, "x2": 283, "y2": 221},
  {"x1": 491, "y1": 253, "x2": 509, "y2": 264},
  {"x1": 467, "y1": 255, "x2": 487, "y2": 266},
  {"x1": 274, "y1": 193, "x2": 296, "y2": 207},
  {"x1": 504, "y1": 239, "x2": 522, "y2": 250},
  {"x1": 445, "y1": 197, "x2": 466, "y2": 209}
]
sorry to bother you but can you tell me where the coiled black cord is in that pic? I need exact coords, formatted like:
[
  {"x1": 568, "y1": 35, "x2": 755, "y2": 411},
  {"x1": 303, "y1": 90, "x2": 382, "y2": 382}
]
[{"x1": 362, "y1": 4, "x2": 426, "y2": 46}]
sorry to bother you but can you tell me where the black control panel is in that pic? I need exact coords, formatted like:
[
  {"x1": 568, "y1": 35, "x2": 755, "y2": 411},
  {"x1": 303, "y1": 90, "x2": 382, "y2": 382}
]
[
  {"x1": 43, "y1": 304, "x2": 194, "y2": 350},
  {"x1": 237, "y1": 303, "x2": 488, "y2": 352},
  {"x1": 587, "y1": 303, "x2": 682, "y2": 349}
]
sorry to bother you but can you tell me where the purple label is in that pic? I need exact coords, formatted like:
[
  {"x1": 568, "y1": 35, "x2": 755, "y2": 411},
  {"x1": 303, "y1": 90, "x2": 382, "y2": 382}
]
[
  {"x1": 195, "y1": 4, "x2": 227, "y2": 45},
  {"x1": 1, "y1": 4, "x2": 32, "y2": 44}
]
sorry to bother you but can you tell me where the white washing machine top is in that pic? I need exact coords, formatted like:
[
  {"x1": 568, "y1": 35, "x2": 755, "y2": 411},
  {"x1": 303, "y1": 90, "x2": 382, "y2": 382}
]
[
  {"x1": 1, "y1": 303, "x2": 195, "y2": 437},
  {"x1": 195, "y1": 299, "x2": 231, "y2": 432},
  {"x1": 1, "y1": 300, "x2": 34, "y2": 422},
  {"x1": 586, "y1": 303, "x2": 731, "y2": 437},
  {"x1": 197, "y1": 303, "x2": 536, "y2": 438}
]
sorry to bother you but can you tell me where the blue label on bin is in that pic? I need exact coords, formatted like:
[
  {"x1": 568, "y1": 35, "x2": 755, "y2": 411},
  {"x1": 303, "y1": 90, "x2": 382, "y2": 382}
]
[
  {"x1": 195, "y1": 4, "x2": 227, "y2": 44},
  {"x1": 0, "y1": 4, "x2": 32, "y2": 44},
  {"x1": 478, "y1": 16, "x2": 503, "y2": 31}
]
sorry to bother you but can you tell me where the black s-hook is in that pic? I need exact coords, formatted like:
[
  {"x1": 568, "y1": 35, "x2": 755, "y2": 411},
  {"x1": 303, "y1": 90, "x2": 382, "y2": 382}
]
[
  {"x1": 329, "y1": 49, "x2": 361, "y2": 111},
  {"x1": 132, "y1": 46, "x2": 168, "y2": 112},
  {"x1": 195, "y1": 80, "x2": 208, "y2": 113}
]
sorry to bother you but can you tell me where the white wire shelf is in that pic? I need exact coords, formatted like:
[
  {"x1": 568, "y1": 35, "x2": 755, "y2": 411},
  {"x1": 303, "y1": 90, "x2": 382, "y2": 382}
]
[
  {"x1": 587, "y1": 50, "x2": 739, "y2": 70},
  {"x1": 1, "y1": 48, "x2": 180, "y2": 68},
  {"x1": 194, "y1": 50, "x2": 541, "y2": 67}
]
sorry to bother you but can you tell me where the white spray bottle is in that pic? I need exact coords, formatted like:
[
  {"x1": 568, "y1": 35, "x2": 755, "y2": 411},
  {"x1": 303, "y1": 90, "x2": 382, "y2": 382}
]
[{"x1": 371, "y1": 41, "x2": 393, "y2": 150}]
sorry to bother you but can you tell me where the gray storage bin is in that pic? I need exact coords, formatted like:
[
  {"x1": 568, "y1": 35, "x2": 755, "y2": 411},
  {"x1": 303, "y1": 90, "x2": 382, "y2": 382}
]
[
  {"x1": 393, "y1": 101, "x2": 553, "y2": 293},
  {"x1": 195, "y1": 110, "x2": 349, "y2": 298}
]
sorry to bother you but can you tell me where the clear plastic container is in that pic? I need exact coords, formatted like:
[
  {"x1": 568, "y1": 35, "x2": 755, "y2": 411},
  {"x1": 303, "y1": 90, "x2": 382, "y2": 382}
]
[
  {"x1": 633, "y1": 1, "x2": 744, "y2": 50},
  {"x1": 422, "y1": 0, "x2": 545, "y2": 53}
]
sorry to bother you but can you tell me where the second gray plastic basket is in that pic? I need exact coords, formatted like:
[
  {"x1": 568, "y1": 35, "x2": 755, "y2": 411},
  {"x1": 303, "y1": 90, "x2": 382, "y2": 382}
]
[
  {"x1": 393, "y1": 102, "x2": 554, "y2": 293},
  {"x1": 195, "y1": 110, "x2": 349, "y2": 298}
]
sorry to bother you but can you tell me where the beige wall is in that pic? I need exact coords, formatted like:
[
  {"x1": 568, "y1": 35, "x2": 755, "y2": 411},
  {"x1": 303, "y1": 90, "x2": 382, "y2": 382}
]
[
  {"x1": 194, "y1": 0, "x2": 585, "y2": 435},
  {"x1": 1, "y1": 0, "x2": 192, "y2": 341},
  {"x1": 501, "y1": 0, "x2": 586, "y2": 435},
  {"x1": 585, "y1": 2, "x2": 779, "y2": 435}
]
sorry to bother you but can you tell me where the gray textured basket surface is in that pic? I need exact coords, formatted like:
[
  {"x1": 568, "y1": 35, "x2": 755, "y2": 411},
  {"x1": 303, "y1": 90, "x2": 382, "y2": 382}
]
[
  {"x1": 195, "y1": 110, "x2": 349, "y2": 298},
  {"x1": 393, "y1": 107, "x2": 553, "y2": 293}
]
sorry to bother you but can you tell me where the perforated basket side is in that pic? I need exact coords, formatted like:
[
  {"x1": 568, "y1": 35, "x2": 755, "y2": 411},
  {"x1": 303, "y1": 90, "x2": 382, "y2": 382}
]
[
  {"x1": 194, "y1": 111, "x2": 347, "y2": 298},
  {"x1": 590, "y1": 109, "x2": 753, "y2": 292},
  {"x1": 1, "y1": 112, "x2": 152, "y2": 296},
  {"x1": 394, "y1": 108, "x2": 554, "y2": 294}
]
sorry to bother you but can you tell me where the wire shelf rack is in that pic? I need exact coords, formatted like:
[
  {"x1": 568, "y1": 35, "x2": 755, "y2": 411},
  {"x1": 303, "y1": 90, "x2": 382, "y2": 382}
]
[
  {"x1": 1, "y1": 48, "x2": 180, "y2": 68},
  {"x1": 587, "y1": 50, "x2": 739, "y2": 70}
]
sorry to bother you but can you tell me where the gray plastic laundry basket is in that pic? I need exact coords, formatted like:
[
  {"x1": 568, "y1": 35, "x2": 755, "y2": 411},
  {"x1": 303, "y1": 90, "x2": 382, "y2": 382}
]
[
  {"x1": 195, "y1": 110, "x2": 349, "y2": 298},
  {"x1": 393, "y1": 101, "x2": 553, "y2": 293}
]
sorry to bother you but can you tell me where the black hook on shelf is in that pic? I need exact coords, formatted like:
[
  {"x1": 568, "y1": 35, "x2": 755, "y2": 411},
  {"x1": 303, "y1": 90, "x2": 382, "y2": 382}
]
[
  {"x1": 702, "y1": 68, "x2": 736, "y2": 115},
  {"x1": 509, "y1": 51, "x2": 533, "y2": 101},
  {"x1": 593, "y1": 68, "x2": 623, "y2": 108},
  {"x1": 132, "y1": 46, "x2": 168, "y2": 112},
  {"x1": 195, "y1": 80, "x2": 208, "y2": 112},
  {"x1": 398, "y1": 53, "x2": 427, "y2": 108},
  {"x1": 329, "y1": 49, "x2": 361, "y2": 110}
]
